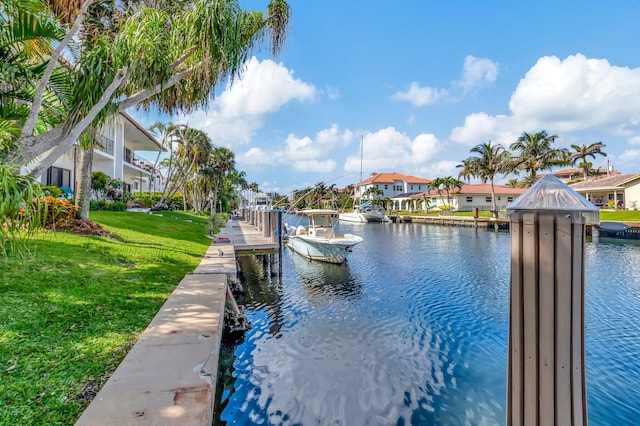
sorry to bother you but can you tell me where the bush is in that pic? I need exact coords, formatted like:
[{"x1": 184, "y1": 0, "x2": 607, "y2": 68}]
[
  {"x1": 105, "y1": 201, "x2": 126, "y2": 211},
  {"x1": 40, "y1": 196, "x2": 77, "y2": 225},
  {"x1": 207, "y1": 213, "x2": 227, "y2": 236},
  {"x1": 43, "y1": 185, "x2": 63, "y2": 198},
  {"x1": 167, "y1": 194, "x2": 184, "y2": 211}
]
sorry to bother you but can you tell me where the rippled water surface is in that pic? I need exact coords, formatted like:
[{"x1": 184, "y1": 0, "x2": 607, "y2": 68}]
[{"x1": 217, "y1": 222, "x2": 640, "y2": 425}]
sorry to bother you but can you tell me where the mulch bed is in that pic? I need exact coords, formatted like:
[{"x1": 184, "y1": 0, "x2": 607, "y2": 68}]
[{"x1": 48, "y1": 220, "x2": 114, "y2": 237}]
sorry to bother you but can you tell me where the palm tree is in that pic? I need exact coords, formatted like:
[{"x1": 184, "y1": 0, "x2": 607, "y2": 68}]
[
  {"x1": 456, "y1": 159, "x2": 476, "y2": 184},
  {"x1": 509, "y1": 130, "x2": 568, "y2": 186},
  {"x1": 7, "y1": 0, "x2": 291, "y2": 175},
  {"x1": 463, "y1": 141, "x2": 511, "y2": 218},
  {"x1": 570, "y1": 142, "x2": 607, "y2": 180},
  {"x1": 506, "y1": 178, "x2": 521, "y2": 188},
  {"x1": 149, "y1": 121, "x2": 183, "y2": 206},
  {"x1": 430, "y1": 177, "x2": 464, "y2": 212}
]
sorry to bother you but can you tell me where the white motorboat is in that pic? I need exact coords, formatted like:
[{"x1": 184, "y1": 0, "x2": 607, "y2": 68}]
[
  {"x1": 339, "y1": 200, "x2": 390, "y2": 223},
  {"x1": 287, "y1": 209, "x2": 363, "y2": 263}
]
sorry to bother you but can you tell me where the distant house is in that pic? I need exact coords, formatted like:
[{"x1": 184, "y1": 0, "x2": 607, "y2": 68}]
[
  {"x1": 570, "y1": 173, "x2": 640, "y2": 209},
  {"x1": 410, "y1": 183, "x2": 526, "y2": 212},
  {"x1": 28, "y1": 112, "x2": 165, "y2": 197},
  {"x1": 550, "y1": 167, "x2": 619, "y2": 183},
  {"x1": 356, "y1": 172, "x2": 431, "y2": 208}
]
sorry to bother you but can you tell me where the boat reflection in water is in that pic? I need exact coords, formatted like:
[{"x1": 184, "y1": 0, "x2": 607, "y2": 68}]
[{"x1": 289, "y1": 251, "x2": 362, "y2": 304}]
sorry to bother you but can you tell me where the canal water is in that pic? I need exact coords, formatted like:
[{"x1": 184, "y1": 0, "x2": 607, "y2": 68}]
[{"x1": 216, "y1": 221, "x2": 640, "y2": 425}]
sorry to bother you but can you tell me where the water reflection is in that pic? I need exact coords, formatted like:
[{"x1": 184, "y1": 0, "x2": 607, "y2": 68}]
[
  {"x1": 218, "y1": 224, "x2": 640, "y2": 426},
  {"x1": 289, "y1": 250, "x2": 362, "y2": 303}
]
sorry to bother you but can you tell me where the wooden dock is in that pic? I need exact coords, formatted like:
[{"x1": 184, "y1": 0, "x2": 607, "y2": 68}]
[{"x1": 75, "y1": 217, "x2": 277, "y2": 425}]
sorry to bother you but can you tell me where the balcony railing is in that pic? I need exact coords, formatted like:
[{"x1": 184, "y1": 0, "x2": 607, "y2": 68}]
[
  {"x1": 95, "y1": 134, "x2": 114, "y2": 155},
  {"x1": 124, "y1": 148, "x2": 155, "y2": 173}
]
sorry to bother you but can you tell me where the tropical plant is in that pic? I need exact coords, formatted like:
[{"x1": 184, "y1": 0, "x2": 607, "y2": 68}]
[
  {"x1": 509, "y1": 130, "x2": 568, "y2": 186},
  {"x1": 570, "y1": 142, "x2": 607, "y2": 180},
  {"x1": 6, "y1": 0, "x2": 290, "y2": 170},
  {"x1": 430, "y1": 177, "x2": 464, "y2": 212},
  {"x1": 0, "y1": 164, "x2": 46, "y2": 257},
  {"x1": 462, "y1": 141, "x2": 511, "y2": 218}
]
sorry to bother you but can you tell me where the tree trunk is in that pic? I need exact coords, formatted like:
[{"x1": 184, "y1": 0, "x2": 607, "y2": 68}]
[
  {"x1": 76, "y1": 147, "x2": 93, "y2": 220},
  {"x1": 490, "y1": 179, "x2": 498, "y2": 219}
]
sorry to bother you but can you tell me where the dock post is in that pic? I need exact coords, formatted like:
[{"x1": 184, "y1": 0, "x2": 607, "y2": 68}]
[
  {"x1": 505, "y1": 175, "x2": 599, "y2": 426},
  {"x1": 277, "y1": 209, "x2": 283, "y2": 277}
]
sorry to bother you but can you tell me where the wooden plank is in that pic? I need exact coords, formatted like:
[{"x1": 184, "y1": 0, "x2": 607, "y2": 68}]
[
  {"x1": 508, "y1": 216, "x2": 524, "y2": 426},
  {"x1": 522, "y1": 213, "x2": 538, "y2": 426},
  {"x1": 572, "y1": 223, "x2": 586, "y2": 425},
  {"x1": 555, "y1": 215, "x2": 573, "y2": 426},
  {"x1": 538, "y1": 214, "x2": 555, "y2": 425}
]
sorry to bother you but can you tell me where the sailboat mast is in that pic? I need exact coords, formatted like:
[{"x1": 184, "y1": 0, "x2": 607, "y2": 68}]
[{"x1": 359, "y1": 135, "x2": 363, "y2": 199}]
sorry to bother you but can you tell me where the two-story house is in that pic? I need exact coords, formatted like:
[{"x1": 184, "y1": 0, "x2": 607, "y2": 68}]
[
  {"x1": 31, "y1": 111, "x2": 165, "y2": 197},
  {"x1": 357, "y1": 172, "x2": 431, "y2": 199}
]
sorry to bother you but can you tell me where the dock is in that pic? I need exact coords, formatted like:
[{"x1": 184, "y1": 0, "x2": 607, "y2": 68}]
[{"x1": 75, "y1": 214, "x2": 278, "y2": 425}]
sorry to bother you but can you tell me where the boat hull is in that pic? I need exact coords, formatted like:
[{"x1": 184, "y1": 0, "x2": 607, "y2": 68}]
[
  {"x1": 338, "y1": 211, "x2": 368, "y2": 223},
  {"x1": 287, "y1": 234, "x2": 362, "y2": 263}
]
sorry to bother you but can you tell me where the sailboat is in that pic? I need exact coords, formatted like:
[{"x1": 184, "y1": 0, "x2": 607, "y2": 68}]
[{"x1": 339, "y1": 137, "x2": 390, "y2": 223}]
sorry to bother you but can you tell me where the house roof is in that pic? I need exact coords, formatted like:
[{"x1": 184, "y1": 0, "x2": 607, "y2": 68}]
[
  {"x1": 120, "y1": 111, "x2": 166, "y2": 152},
  {"x1": 411, "y1": 183, "x2": 527, "y2": 198},
  {"x1": 569, "y1": 173, "x2": 640, "y2": 191},
  {"x1": 360, "y1": 172, "x2": 431, "y2": 185},
  {"x1": 551, "y1": 168, "x2": 614, "y2": 178}
]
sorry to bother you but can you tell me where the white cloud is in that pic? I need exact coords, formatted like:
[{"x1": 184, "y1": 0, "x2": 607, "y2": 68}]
[
  {"x1": 179, "y1": 56, "x2": 316, "y2": 147},
  {"x1": 450, "y1": 54, "x2": 640, "y2": 148},
  {"x1": 456, "y1": 55, "x2": 499, "y2": 93},
  {"x1": 293, "y1": 159, "x2": 337, "y2": 173},
  {"x1": 344, "y1": 127, "x2": 440, "y2": 172},
  {"x1": 416, "y1": 160, "x2": 461, "y2": 179},
  {"x1": 237, "y1": 124, "x2": 354, "y2": 174},
  {"x1": 391, "y1": 82, "x2": 448, "y2": 106}
]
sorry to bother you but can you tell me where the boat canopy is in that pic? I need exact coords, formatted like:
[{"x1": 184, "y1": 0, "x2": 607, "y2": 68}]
[{"x1": 359, "y1": 200, "x2": 372, "y2": 208}]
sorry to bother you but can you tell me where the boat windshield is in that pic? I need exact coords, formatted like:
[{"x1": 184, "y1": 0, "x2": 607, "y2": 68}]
[{"x1": 312, "y1": 214, "x2": 334, "y2": 227}]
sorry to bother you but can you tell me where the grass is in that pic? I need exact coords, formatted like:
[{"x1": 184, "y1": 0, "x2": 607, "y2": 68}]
[{"x1": 0, "y1": 211, "x2": 210, "y2": 425}]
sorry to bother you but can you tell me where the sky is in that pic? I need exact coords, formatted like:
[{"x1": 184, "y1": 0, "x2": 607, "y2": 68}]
[{"x1": 131, "y1": 0, "x2": 640, "y2": 195}]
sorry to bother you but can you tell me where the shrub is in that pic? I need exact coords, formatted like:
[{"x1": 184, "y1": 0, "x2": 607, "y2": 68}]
[
  {"x1": 43, "y1": 185, "x2": 63, "y2": 198},
  {"x1": 0, "y1": 165, "x2": 46, "y2": 257},
  {"x1": 105, "y1": 201, "x2": 126, "y2": 211},
  {"x1": 167, "y1": 194, "x2": 184, "y2": 211},
  {"x1": 207, "y1": 213, "x2": 227, "y2": 236},
  {"x1": 40, "y1": 196, "x2": 77, "y2": 225}
]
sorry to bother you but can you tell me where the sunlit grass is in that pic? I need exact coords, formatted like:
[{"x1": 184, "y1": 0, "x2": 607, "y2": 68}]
[{"x1": 0, "y1": 211, "x2": 210, "y2": 425}]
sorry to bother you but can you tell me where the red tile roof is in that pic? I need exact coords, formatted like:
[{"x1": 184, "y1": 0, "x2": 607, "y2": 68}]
[
  {"x1": 410, "y1": 183, "x2": 526, "y2": 198},
  {"x1": 569, "y1": 173, "x2": 640, "y2": 190},
  {"x1": 359, "y1": 172, "x2": 431, "y2": 185}
]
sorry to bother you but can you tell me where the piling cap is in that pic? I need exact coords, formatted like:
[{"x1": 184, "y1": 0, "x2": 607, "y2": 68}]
[{"x1": 506, "y1": 174, "x2": 600, "y2": 224}]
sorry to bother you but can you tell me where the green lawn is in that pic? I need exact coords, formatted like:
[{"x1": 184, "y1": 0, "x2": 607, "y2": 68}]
[{"x1": 0, "y1": 211, "x2": 210, "y2": 425}]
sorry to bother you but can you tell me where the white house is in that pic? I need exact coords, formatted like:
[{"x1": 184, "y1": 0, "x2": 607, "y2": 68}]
[
  {"x1": 32, "y1": 111, "x2": 165, "y2": 197},
  {"x1": 356, "y1": 172, "x2": 431, "y2": 203},
  {"x1": 410, "y1": 183, "x2": 526, "y2": 212},
  {"x1": 570, "y1": 173, "x2": 640, "y2": 209}
]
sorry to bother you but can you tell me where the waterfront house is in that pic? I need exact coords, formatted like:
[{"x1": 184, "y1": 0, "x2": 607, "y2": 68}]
[
  {"x1": 28, "y1": 112, "x2": 165, "y2": 197},
  {"x1": 570, "y1": 173, "x2": 640, "y2": 209},
  {"x1": 410, "y1": 183, "x2": 526, "y2": 212},
  {"x1": 355, "y1": 172, "x2": 431, "y2": 209},
  {"x1": 550, "y1": 167, "x2": 618, "y2": 183}
]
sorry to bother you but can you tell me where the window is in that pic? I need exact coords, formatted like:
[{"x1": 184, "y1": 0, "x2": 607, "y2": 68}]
[
  {"x1": 498, "y1": 197, "x2": 501, "y2": 201},
  {"x1": 410, "y1": 185, "x2": 414, "y2": 190},
  {"x1": 507, "y1": 197, "x2": 514, "y2": 202},
  {"x1": 385, "y1": 185, "x2": 388, "y2": 189},
  {"x1": 133, "y1": 181, "x2": 139, "y2": 190},
  {"x1": 486, "y1": 196, "x2": 492, "y2": 203},
  {"x1": 46, "y1": 166, "x2": 71, "y2": 188},
  {"x1": 466, "y1": 196, "x2": 473, "y2": 203}
]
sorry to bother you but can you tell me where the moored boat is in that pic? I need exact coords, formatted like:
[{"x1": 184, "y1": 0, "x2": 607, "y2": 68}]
[{"x1": 287, "y1": 209, "x2": 363, "y2": 263}]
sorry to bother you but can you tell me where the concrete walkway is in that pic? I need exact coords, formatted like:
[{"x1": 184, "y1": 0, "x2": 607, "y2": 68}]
[{"x1": 75, "y1": 218, "x2": 275, "y2": 425}]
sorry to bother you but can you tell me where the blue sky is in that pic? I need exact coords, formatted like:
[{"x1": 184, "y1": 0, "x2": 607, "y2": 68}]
[{"x1": 131, "y1": 0, "x2": 640, "y2": 194}]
